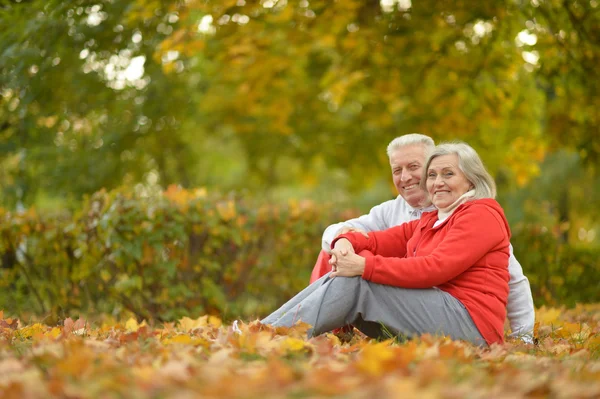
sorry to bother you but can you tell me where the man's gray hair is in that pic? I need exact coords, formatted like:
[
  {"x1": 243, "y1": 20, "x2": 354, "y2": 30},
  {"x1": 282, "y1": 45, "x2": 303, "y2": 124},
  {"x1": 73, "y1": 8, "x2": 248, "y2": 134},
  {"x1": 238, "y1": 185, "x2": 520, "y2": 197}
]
[
  {"x1": 422, "y1": 142, "x2": 497, "y2": 199},
  {"x1": 386, "y1": 134, "x2": 435, "y2": 158}
]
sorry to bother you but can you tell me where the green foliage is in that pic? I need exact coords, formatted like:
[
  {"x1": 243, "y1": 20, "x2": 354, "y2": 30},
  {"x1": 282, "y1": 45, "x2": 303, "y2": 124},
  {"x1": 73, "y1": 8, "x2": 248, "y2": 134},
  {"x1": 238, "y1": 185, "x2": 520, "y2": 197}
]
[
  {"x1": 0, "y1": 187, "x2": 356, "y2": 322},
  {"x1": 1, "y1": 0, "x2": 599, "y2": 211},
  {"x1": 167, "y1": 0, "x2": 547, "y2": 187},
  {"x1": 512, "y1": 223, "x2": 600, "y2": 307},
  {"x1": 498, "y1": 149, "x2": 600, "y2": 302},
  {"x1": 524, "y1": 0, "x2": 600, "y2": 169},
  {"x1": 0, "y1": 0, "x2": 196, "y2": 207}
]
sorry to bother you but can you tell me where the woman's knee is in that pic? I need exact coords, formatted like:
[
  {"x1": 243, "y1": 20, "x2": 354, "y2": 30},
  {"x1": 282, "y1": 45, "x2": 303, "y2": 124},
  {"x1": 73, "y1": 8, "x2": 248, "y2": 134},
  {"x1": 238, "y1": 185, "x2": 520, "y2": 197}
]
[{"x1": 330, "y1": 275, "x2": 362, "y2": 291}]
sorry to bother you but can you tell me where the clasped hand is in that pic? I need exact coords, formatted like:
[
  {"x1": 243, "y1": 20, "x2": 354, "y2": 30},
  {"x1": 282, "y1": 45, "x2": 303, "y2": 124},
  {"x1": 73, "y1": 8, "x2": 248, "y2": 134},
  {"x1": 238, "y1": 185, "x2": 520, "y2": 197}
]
[{"x1": 329, "y1": 238, "x2": 366, "y2": 278}]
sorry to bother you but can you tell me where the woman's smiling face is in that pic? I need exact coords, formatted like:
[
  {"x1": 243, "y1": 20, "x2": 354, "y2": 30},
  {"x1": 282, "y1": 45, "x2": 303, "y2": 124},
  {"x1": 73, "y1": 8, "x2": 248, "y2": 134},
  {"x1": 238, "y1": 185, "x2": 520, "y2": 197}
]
[{"x1": 426, "y1": 154, "x2": 473, "y2": 209}]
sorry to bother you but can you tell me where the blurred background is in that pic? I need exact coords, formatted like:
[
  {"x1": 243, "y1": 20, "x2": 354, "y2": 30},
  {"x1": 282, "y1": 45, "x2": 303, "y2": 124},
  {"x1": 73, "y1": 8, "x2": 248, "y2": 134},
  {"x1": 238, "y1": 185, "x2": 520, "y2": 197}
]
[{"x1": 1, "y1": 0, "x2": 598, "y2": 320}]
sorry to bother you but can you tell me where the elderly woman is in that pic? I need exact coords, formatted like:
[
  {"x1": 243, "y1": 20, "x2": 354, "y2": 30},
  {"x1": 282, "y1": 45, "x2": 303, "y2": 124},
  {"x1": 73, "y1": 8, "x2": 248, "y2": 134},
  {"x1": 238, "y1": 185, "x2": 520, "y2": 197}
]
[{"x1": 261, "y1": 143, "x2": 511, "y2": 346}]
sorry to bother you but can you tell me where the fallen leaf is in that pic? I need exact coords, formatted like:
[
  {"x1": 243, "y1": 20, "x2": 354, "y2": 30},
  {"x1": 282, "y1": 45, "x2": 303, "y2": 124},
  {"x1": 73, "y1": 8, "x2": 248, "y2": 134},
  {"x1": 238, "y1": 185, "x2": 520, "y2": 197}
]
[{"x1": 355, "y1": 340, "x2": 396, "y2": 376}]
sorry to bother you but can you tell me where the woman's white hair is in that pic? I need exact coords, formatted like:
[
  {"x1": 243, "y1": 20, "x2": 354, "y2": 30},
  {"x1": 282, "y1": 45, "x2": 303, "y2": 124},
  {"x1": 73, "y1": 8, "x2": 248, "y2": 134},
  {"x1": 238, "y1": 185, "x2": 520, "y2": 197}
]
[
  {"x1": 422, "y1": 142, "x2": 497, "y2": 199},
  {"x1": 386, "y1": 134, "x2": 435, "y2": 158}
]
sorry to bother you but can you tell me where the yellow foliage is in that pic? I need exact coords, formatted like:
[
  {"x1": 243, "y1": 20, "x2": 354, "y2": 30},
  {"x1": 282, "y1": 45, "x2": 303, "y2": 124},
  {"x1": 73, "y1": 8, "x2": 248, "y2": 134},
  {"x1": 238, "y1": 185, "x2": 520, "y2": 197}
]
[
  {"x1": 126, "y1": 0, "x2": 161, "y2": 24},
  {"x1": 507, "y1": 136, "x2": 546, "y2": 186},
  {"x1": 216, "y1": 200, "x2": 236, "y2": 221}
]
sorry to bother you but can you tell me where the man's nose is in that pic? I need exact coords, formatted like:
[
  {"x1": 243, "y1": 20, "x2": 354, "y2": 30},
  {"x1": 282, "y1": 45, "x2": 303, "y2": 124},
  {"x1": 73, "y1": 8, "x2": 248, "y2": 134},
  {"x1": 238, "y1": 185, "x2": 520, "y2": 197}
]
[{"x1": 400, "y1": 170, "x2": 411, "y2": 181}]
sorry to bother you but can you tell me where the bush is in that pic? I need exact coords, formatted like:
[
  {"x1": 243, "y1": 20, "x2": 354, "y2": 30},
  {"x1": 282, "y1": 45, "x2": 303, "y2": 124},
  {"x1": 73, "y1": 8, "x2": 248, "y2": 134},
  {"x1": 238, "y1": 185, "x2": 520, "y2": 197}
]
[
  {"x1": 0, "y1": 186, "x2": 355, "y2": 322},
  {"x1": 511, "y1": 222, "x2": 600, "y2": 307},
  {"x1": 1, "y1": 187, "x2": 598, "y2": 322}
]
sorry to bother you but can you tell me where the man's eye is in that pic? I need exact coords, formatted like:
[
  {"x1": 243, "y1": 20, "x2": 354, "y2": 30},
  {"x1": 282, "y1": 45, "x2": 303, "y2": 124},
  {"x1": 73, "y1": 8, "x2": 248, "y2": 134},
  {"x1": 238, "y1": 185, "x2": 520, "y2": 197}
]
[{"x1": 428, "y1": 173, "x2": 436, "y2": 178}]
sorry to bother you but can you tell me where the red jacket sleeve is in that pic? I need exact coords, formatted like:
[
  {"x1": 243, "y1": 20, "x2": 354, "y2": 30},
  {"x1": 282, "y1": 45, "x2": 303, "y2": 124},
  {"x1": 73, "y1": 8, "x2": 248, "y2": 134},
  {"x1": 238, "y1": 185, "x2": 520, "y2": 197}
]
[
  {"x1": 342, "y1": 205, "x2": 509, "y2": 288},
  {"x1": 331, "y1": 219, "x2": 420, "y2": 258}
]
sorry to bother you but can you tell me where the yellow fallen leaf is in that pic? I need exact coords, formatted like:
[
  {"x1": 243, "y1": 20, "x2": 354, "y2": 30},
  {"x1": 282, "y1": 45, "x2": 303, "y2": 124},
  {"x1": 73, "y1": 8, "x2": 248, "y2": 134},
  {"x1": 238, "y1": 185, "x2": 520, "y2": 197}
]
[
  {"x1": 537, "y1": 307, "x2": 563, "y2": 326},
  {"x1": 207, "y1": 315, "x2": 222, "y2": 328},
  {"x1": 177, "y1": 315, "x2": 222, "y2": 331},
  {"x1": 585, "y1": 335, "x2": 600, "y2": 350},
  {"x1": 162, "y1": 334, "x2": 208, "y2": 347},
  {"x1": 44, "y1": 327, "x2": 61, "y2": 340},
  {"x1": 280, "y1": 337, "x2": 307, "y2": 353},
  {"x1": 163, "y1": 334, "x2": 192, "y2": 345},
  {"x1": 18, "y1": 323, "x2": 45, "y2": 338},
  {"x1": 132, "y1": 365, "x2": 155, "y2": 381},
  {"x1": 555, "y1": 322, "x2": 590, "y2": 339},
  {"x1": 55, "y1": 347, "x2": 93, "y2": 376},
  {"x1": 325, "y1": 333, "x2": 341, "y2": 347},
  {"x1": 125, "y1": 318, "x2": 147, "y2": 332},
  {"x1": 355, "y1": 341, "x2": 396, "y2": 376},
  {"x1": 236, "y1": 330, "x2": 276, "y2": 354},
  {"x1": 157, "y1": 359, "x2": 191, "y2": 382}
]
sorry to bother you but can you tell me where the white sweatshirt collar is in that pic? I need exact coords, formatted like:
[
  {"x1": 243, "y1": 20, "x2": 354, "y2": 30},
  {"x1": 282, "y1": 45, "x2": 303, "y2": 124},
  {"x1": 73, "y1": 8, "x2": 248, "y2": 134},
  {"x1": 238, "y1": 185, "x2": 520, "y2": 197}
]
[{"x1": 436, "y1": 190, "x2": 476, "y2": 222}]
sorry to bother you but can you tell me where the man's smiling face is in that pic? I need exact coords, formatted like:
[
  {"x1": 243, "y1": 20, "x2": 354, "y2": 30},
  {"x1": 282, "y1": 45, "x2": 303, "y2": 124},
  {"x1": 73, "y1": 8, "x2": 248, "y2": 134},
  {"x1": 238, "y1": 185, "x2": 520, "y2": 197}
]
[{"x1": 389, "y1": 144, "x2": 431, "y2": 208}]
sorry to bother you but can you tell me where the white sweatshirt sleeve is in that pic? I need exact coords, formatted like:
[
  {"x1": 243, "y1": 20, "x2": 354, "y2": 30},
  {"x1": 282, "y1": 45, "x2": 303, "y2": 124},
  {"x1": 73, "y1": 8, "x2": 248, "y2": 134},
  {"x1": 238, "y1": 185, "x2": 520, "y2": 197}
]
[
  {"x1": 321, "y1": 199, "x2": 399, "y2": 252},
  {"x1": 506, "y1": 244, "x2": 536, "y2": 342}
]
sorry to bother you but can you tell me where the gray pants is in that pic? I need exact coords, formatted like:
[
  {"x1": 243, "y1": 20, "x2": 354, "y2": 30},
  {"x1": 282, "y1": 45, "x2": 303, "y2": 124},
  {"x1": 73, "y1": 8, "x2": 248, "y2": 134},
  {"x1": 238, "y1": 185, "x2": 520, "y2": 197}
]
[{"x1": 261, "y1": 273, "x2": 486, "y2": 346}]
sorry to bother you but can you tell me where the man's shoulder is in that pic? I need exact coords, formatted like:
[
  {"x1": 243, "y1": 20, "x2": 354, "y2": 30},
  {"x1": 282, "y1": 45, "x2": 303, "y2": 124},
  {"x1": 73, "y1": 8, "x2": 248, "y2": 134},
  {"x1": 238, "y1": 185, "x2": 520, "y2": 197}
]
[
  {"x1": 373, "y1": 195, "x2": 410, "y2": 210},
  {"x1": 365, "y1": 195, "x2": 411, "y2": 217},
  {"x1": 365, "y1": 195, "x2": 416, "y2": 226}
]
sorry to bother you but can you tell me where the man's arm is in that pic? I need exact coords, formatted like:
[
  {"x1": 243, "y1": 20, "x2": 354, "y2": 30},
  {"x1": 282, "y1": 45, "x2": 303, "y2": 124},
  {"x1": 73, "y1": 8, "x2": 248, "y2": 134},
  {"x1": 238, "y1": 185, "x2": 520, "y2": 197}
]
[
  {"x1": 321, "y1": 197, "x2": 411, "y2": 252},
  {"x1": 506, "y1": 245, "x2": 536, "y2": 342}
]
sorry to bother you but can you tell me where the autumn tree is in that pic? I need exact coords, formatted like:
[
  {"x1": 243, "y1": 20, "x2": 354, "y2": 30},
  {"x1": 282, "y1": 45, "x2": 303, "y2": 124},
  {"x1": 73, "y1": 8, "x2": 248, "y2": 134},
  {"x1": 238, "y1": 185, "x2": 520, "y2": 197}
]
[{"x1": 1, "y1": 0, "x2": 598, "y2": 214}]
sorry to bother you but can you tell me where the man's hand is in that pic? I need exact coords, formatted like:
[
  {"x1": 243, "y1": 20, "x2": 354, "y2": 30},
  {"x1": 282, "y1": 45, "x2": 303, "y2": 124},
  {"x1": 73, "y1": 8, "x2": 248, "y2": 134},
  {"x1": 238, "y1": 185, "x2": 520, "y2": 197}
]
[{"x1": 335, "y1": 226, "x2": 369, "y2": 238}]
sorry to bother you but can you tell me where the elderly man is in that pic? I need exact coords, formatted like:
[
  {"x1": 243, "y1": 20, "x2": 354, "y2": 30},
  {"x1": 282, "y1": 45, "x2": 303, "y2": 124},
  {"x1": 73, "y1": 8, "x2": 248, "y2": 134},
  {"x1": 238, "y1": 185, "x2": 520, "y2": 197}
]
[{"x1": 310, "y1": 133, "x2": 535, "y2": 341}]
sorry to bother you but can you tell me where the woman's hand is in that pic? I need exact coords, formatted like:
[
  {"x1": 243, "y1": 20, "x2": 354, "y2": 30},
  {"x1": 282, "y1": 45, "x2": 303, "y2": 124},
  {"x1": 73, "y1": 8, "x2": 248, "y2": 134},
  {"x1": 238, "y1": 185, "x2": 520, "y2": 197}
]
[
  {"x1": 329, "y1": 238, "x2": 355, "y2": 270},
  {"x1": 329, "y1": 238, "x2": 365, "y2": 277},
  {"x1": 330, "y1": 251, "x2": 366, "y2": 277}
]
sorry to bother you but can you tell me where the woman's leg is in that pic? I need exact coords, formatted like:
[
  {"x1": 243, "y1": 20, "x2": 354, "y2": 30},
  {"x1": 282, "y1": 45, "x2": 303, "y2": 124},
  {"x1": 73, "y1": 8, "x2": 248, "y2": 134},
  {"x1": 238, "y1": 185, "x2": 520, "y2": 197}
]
[
  {"x1": 260, "y1": 272, "x2": 334, "y2": 326},
  {"x1": 345, "y1": 278, "x2": 486, "y2": 346},
  {"x1": 262, "y1": 275, "x2": 485, "y2": 346}
]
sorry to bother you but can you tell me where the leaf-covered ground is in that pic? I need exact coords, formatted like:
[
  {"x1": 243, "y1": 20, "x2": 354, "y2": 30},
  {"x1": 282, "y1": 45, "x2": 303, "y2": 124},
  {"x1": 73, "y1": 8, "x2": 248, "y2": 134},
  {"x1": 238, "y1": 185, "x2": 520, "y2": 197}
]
[{"x1": 1, "y1": 306, "x2": 599, "y2": 399}]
